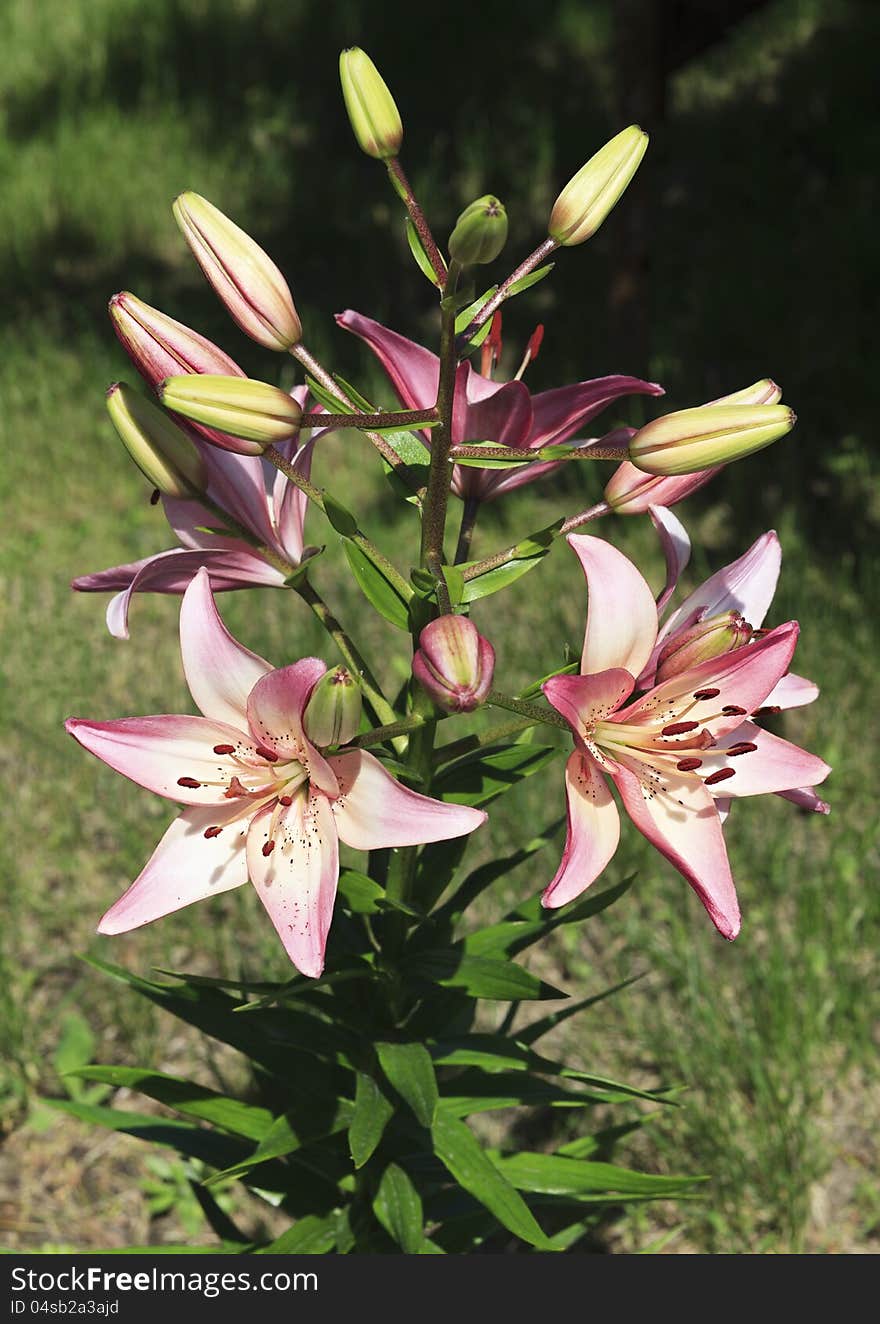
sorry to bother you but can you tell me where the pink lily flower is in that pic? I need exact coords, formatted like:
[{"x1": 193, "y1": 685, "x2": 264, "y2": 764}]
[
  {"x1": 541, "y1": 536, "x2": 830, "y2": 938},
  {"x1": 337, "y1": 310, "x2": 663, "y2": 501},
  {"x1": 72, "y1": 390, "x2": 318, "y2": 640},
  {"x1": 66, "y1": 570, "x2": 486, "y2": 977}
]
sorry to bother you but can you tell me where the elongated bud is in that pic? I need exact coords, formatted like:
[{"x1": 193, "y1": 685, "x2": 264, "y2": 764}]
[
  {"x1": 449, "y1": 195, "x2": 508, "y2": 266},
  {"x1": 339, "y1": 48, "x2": 403, "y2": 160},
  {"x1": 710, "y1": 379, "x2": 782, "y2": 407},
  {"x1": 655, "y1": 611, "x2": 752, "y2": 684},
  {"x1": 158, "y1": 375, "x2": 302, "y2": 448},
  {"x1": 549, "y1": 125, "x2": 648, "y2": 246},
  {"x1": 629, "y1": 403, "x2": 796, "y2": 476},
  {"x1": 413, "y1": 617, "x2": 495, "y2": 713},
  {"x1": 303, "y1": 666, "x2": 363, "y2": 748},
  {"x1": 173, "y1": 192, "x2": 301, "y2": 351},
  {"x1": 106, "y1": 382, "x2": 206, "y2": 498}
]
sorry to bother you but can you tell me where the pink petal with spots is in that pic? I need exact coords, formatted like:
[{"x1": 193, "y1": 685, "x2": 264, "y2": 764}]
[
  {"x1": 543, "y1": 669, "x2": 634, "y2": 740},
  {"x1": 327, "y1": 750, "x2": 486, "y2": 850},
  {"x1": 697, "y1": 721, "x2": 830, "y2": 799},
  {"x1": 542, "y1": 750, "x2": 620, "y2": 908},
  {"x1": 246, "y1": 660, "x2": 339, "y2": 796},
  {"x1": 98, "y1": 803, "x2": 249, "y2": 933}
]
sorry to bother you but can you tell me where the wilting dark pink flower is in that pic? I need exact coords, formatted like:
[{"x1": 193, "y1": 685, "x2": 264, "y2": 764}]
[
  {"x1": 337, "y1": 310, "x2": 663, "y2": 501},
  {"x1": 66, "y1": 571, "x2": 486, "y2": 977},
  {"x1": 541, "y1": 536, "x2": 830, "y2": 938}
]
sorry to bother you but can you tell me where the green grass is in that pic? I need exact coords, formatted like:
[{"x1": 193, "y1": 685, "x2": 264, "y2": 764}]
[{"x1": 1, "y1": 0, "x2": 877, "y2": 1253}]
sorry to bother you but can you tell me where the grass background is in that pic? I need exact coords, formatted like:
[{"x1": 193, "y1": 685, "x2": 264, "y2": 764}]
[{"x1": 1, "y1": 0, "x2": 877, "y2": 1252}]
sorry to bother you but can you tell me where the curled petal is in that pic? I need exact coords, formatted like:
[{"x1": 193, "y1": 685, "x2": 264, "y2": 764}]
[
  {"x1": 327, "y1": 750, "x2": 486, "y2": 850},
  {"x1": 180, "y1": 569, "x2": 272, "y2": 727},
  {"x1": 98, "y1": 803, "x2": 249, "y2": 934},
  {"x1": 336, "y1": 309, "x2": 439, "y2": 411},
  {"x1": 659, "y1": 530, "x2": 781, "y2": 646},
  {"x1": 763, "y1": 671, "x2": 819, "y2": 710},
  {"x1": 65, "y1": 714, "x2": 255, "y2": 805},
  {"x1": 697, "y1": 721, "x2": 831, "y2": 799},
  {"x1": 567, "y1": 534, "x2": 659, "y2": 679},
  {"x1": 530, "y1": 376, "x2": 664, "y2": 449},
  {"x1": 543, "y1": 669, "x2": 634, "y2": 739},
  {"x1": 650, "y1": 505, "x2": 692, "y2": 616},
  {"x1": 246, "y1": 660, "x2": 339, "y2": 796},
  {"x1": 612, "y1": 762, "x2": 740, "y2": 939},
  {"x1": 247, "y1": 794, "x2": 339, "y2": 977},
  {"x1": 273, "y1": 436, "x2": 315, "y2": 564},
  {"x1": 542, "y1": 751, "x2": 620, "y2": 908},
  {"x1": 778, "y1": 786, "x2": 830, "y2": 814}
]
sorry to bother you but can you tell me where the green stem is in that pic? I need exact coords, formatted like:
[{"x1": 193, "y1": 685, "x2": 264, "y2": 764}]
[
  {"x1": 433, "y1": 715, "x2": 538, "y2": 766},
  {"x1": 560, "y1": 500, "x2": 612, "y2": 535},
  {"x1": 291, "y1": 342, "x2": 410, "y2": 476},
  {"x1": 299, "y1": 408, "x2": 438, "y2": 431},
  {"x1": 455, "y1": 236, "x2": 558, "y2": 348},
  {"x1": 454, "y1": 498, "x2": 481, "y2": 564},
  {"x1": 293, "y1": 579, "x2": 397, "y2": 729},
  {"x1": 450, "y1": 441, "x2": 630, "y2": 463},
  {"x1": 486, "y1": 688, "x2": 570, "y2": 731},
  {"x1": 460, "y1": 502, "x2": 608, "y2": 582},
  {"x1": 350, "y1": 714, "x2": 431, "y2": 749},
  {"x1": 386, "y1": 158, "x2": 448, "y2": 289}
]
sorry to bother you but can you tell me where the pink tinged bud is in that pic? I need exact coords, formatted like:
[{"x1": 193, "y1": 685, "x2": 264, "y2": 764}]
[
  {"x1": 548, "y1": 125, "x2": 648, "y2": 246},
  {"x1": 109, "y1": 292, "x2": 243, "y2": 385},
  {"x1": 158, "y1": 374, "x2": 302, "y2": 450},
  {"x1": 303, "y1": 666, "x2": 363, "y2": 749},
  {"x1": 629, "y1": 403, "x2": 796, "y2": 476},
  {"x1": 339, "y1": 47, "x2": 403, "y2": 160},
  {"x1": 106, "y1": 382, "x2": 207, "y2": 498},
  {"x1": 412, "y1": 616, "x2": 496, "y2": 713},
  {"x1": 173, "y1": 192, "x2": 302, "y2": 352},
  {"x1": 655, "y1": 611, "x2": 753, "y2": 683}
]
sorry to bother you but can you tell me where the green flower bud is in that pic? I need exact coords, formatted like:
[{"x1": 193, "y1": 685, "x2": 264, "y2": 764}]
[
  {"x1": 339, "y1": 48, "x2": 403, "y2": 160},
  {"x1": 106, "y1": 382, "x2": 206, "y2": 497},
  {"x1": 303, "y1": 667, "x2": 363, "y2": 748},
  {"x1": 448, "y1": 195, "x2": 508, "y2": 266},
  {"x1": 549, "y1": 125, "x2": 648, "y2": 246},
  {"x1": 158, "y1": 375, "x2": 302, "y2": 449},
  {"x1": 629, "y1": 403, "x2": 796, "y2": 476}
]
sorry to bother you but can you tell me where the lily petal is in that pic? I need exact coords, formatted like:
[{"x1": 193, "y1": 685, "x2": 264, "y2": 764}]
[
  {"x1": 650, "y1": 506, "x2": 692, "y2": 616},
  {"x1": 246, "y1": 660, "x2": 339, "y2": 796},
  {"x1": 659, "y1": 531, "x2": 781, "y2": 645},
  {"x1": 98, "y1": 803, "x2": 249, "y2": 933},
  {"x1": 763, "y1": 672, "x2": 819, "y2": 710},
  {"x1": 612, "y1": 762, "x2": 741, "y2": 939},
  {"x1": 65, "y1": 714, "x2": 256, "y2": 804},
  {"x1": 327, "y1": 750, "x2": 486, "y2": 850},
  {"x1": 543, "y1": 669, "x2": 634, "y2": 739},
  {"x1": 273, "y1": 436, "x2": 314, "y2": 563},
  {"x1": 778, "y1": 786, "x2": 830, "y2": 814},
  {"x1": 568, "y1": 534, "x2": 659, "y2": 679},
  {"x1": 530, "y1": 376, "x2": 664, "y2": 449},
  {"x1": 542, "y1": 751, "x2": 620, "y2": 908},
  {"x1": 336, "y1": 309, "x2": 438, "y2": 411},
  {"x1": 697, "y1": 721, "x2": 831, "y2": 798},
  {"x1": 247, "y1": 794, "x2": 339, "y2": 977},
  {"x1": 180, "y1": 569, "x2": 272, "y2": 727},
  {"x1": 605, "y1": 460, "x2": 719, "y2": 515}
]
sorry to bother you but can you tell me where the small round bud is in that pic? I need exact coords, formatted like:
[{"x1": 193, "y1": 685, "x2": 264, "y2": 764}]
[
  {"x1": 412, "y1": 617, "x2": 496, "y2": 713},
  {"x1": 158, "y1": 374, "x2": 302, "y2": 450},
  {"x1": 339, "y1": 48, "x2": 403, "y2": 160},
  {"x1": 106, "y1": 382, "x2": 207, "y2": 498},
  {"x1": 549, "y1": 125, "x2": 648, "y2": 246},
  {"x1": 448, "y1": 195, "x2": 508, "y2": 266},
  {"x1": 303, "y1": 667, "x2": 363, "y2": 748}
]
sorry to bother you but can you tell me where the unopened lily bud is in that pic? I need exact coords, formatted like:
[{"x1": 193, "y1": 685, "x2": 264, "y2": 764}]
[
  {"x1": 158, "y1": 375, "x2": 302, "y2": 449},
  {"x1": 106, "y1": 382, "x2": 206, "y2": 498},
  {"x1": 655, "y1": 611, "x2": 752, "y2": 684},
  {"x1": 303, "y1": 666, "x2": 363, "y2": 748},
  {"x1": 710, "y1": 379, "x2": 782, "y2": 407},
  {"x1": 173, "y1": 192, "x2": 301, "y2": 351},
  {"x1": 549, "y1": 125, "x2": 648, "y2": 246},
  {"x1": 339, "y1": 48, "x2": 403, "y2": 160},
  {"x1": 413, "y1": 617, "x2": 495, "y2": 713},
  {"x1": 448, "y1": 195, "x2": 508, "y2": 266},
  {"x1": 629, "y1": 403, "x2": 795, "y2": 476}
]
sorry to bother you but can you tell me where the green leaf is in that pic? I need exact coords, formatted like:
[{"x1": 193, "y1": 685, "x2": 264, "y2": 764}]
[
  {"x1": 431, "y1": 826, "x2": 561, "y2": 927},
  {"x1": 337, "y1": 868, "x2": 423, "y2": 917},
  {"x1": 431, "y1": 1112, "x2": 550, "y2": 1249},
  {"x1": 373, "y1": 1162, "x2": 425, "y2": 1253},
  {"x1": 490, "y1": 1151, "x2": 703, "y2": 1199},
  {"x1": 342, "y1": 538, "x2": 411, "y2": 631},
  {"x1": 381, "y1": 429, "x2": 432, "y2": 468},
  {"x1": 376, "y1": 1042, "x2": 438, "y2": 1127},
  {"x1": 513, "y1": 517, "x2": 565, "y2": 556},
  {"x1": 505, "y1": 262, "x2": 555, "y2": 296},
  {"x1": 460, "y1": 550, "x2": 549, "y2": 603},
  {"x1": 305, "y1": 375, "x2": 353, "y2": 415},
  {"x1": 258, "y1": 1214, "x2": 338, "y2": 1254},
  {"x1": 517, "y1": 976, "x2": 646, "y2": 1046},
  {"x1": 68, "y1": 1067, "x2": 274, "y2": 1141},
  {"x1": 349, "y1": 1072, "x2": 395, "y2": 1169},
  {"x1": 464, "y1": 877, "x2": 636, "y2": 958},
  {"x1": 330, "y1": 374, "x2": 377, "y2": 414},
  {"x1": 401, "y1": 950, "x2": 564, "y2": 1001},
  {"x1": 45, "y1": 1100, "x2": 260, "y2": 1174},
  {"x1": 203, "y1": 1100, "x2": 353, "y2": 1188},
  {"x1": 322, "y1": 491, "x2": 359, "y2": 537},
  {"x1": 438, "y1": 1070, "x2": 617, "y2": 1116},
  {"x1": 405, "y1": 218, "x2": 446, "y2": 288},
  {"x1": 441, "y1": 565, "x2": 465, "y2": 608},
  {"x1": 454, "y1": 289, "x2": 496, "y2": 335},
  {"x1": 519, "y1": 659, "x2": 579, "y2": 699},
  {"x1": 433, "y1": 743, "x2": 556, "y2": 808}
]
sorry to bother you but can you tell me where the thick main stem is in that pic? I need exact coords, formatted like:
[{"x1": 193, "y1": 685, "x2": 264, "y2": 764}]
[
  {"x1": 300, "y1": 408, "x2": 438, "y2": 431},
  {"x1": 419, "y1": 295, "x2": 459, "y2": 583}
]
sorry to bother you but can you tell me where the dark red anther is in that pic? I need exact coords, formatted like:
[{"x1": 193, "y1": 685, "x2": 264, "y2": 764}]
[
  {"x1": 527, "y1": 324, "x2": 544, "y2": 362},
  {"x1": 693, "y1": 687, "x2": 721, "y2": 701},
  {"x1": 256, "y1": 745, "x2": 279, "y2": 762},
  {"x1": 262, "y1": 839, "x2": 276, "y2": 857},
  {"x1": 676, "y1": 757, "x2": 703, "y2": 772},
  {"x1": 722, "y1": 704, "x2": 748, "y2": 716},
  {"x1": 279, "y1": 795, "x2": 293, "y2": 807},
  {"x1": 213, "y1": 743, "x2": 236, "y2": 755},
  {"x1": 177, "y1": 776, "x2": 201, "y2": 788},
  {"x1": 203, "y1": 825, "x2": 222, "y2": 839},
  {"x1": 726, "y1": 742, "x2": 758, "y2": 756},
  {"x1": 150, "y1": 488, "x2": 161, "y2": 505},
  {"x1": 705, "y1": 767, "x2": 736, "y2": 785},
  {"x1": 661, "y1": 720, "x2": 700, "y2": 736},
  {"x1": 755, "y1": 705, "x2": 782, "y2": 717}
]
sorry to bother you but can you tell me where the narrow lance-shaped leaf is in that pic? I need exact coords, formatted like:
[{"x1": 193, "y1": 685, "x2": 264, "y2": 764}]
[
  {"x1": 373, "y1": 1162, "x2": 425, "y2": 1253},
  {"x1": 376, "y1": 1042, "x2": 438, "y2": 1127},
  {"x1": 342, "y1": 537, "x2": 411, "y2": 630},
  {"x1": 349, "y1": 1071, "x2": 395, "y2": 1169}
]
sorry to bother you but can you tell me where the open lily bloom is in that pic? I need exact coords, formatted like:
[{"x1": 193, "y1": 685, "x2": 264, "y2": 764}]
[
  {"x1": 66, "y1": 571, "x2": 486, "y2": 977},
  {"x1": 337, "y1": 309, "x2": 663, "y2": 501},
  {"x1": 72, "y1": 389, "x2": 319, "y2": 640},
  {"x1": 541, "y1": 536, "x2": 830, "y2": 938}
]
